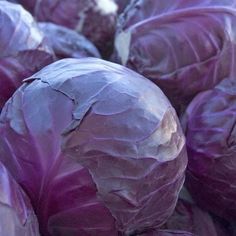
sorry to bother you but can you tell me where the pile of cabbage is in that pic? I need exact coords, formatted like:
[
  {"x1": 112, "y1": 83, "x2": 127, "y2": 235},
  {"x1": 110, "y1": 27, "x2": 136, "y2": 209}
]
[{"x1": 1, "y1": 0, "x2": 236, "y2": 235}]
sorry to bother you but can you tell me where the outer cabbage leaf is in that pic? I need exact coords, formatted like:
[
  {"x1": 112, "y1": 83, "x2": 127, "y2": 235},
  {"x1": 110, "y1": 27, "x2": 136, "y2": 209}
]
[
  {"x1": 0, "y1": 162, "x2": 40, "y2": 236},
  {"x1": 39, "y1": 22, "x2": 101, "y2": 59},
  {"x1": 114, "y1": 0, "x2": 236, "y2": 112},
  {"x1": 34, "y1": 0, "x2": 118, "y2": 57},
  {"x1": 0, "y1": 1, "x2": 54, "y2": 109},
  {"x1": 0, "y1": 58, "x2": 187, "y2": 235},
  {"x1": 0, "y1": 71, "x2": 116, "y2": 235},
  {"x1": 182, "y1": 78, "x2": 236, "y2": 221}
]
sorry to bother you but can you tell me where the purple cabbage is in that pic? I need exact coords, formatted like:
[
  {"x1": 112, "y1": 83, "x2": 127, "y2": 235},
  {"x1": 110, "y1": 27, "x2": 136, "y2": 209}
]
[
  {"x1": 114, "y1": 0, "x2": 236, "y2": 113},
  {"x1": 39, "y1": 22, "x2": 101, "y2": 59},
  {"x1": 0, "y1": 58, "x2": 187, "y2": 235},
  {"x1": 0, "y1": 162, "x2": 40, "y2": 236},
  {"x1": 0, "y1": 1, "x2": 54, "y2": 109},
  {"x1": 182, "y1": 78, "x2": 236, "y2": 221},
  {"x1": 34, "y1": 0, "x2": 118, "y2": 57}
]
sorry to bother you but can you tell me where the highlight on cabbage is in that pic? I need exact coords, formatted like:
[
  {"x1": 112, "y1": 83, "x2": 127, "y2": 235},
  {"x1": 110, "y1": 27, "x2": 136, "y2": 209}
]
[
  {"x1": 0, "y1": 1, "x2": 54, "y2": 109},
  {"x1": 0, "y1": 162, "x2": 40, "y2": 236},
  {"x1": 0, "y1": 58, "x2": 187, "y2": 236},
  {"x1": 34, "y1": 0, "x2": 118, "y2": 57},
  {"x1": 114, "y1": 0, "x2": 236, "y2": 113},
  {"x1": 182, "y1": 78, "x2": 236, "y2": 221},
  {"x1": 39, "y1": 22, "x2": 101, "y2": 59}
]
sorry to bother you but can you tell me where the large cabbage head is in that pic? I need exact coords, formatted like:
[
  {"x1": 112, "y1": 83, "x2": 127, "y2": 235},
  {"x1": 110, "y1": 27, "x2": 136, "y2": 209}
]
[
  {"x1": 0, "y1": 1, "x2": 54, "y2": 109},
  {"x1": 39, "y1": 22, "x2": 101, "y2": 59},
  {"x1": 34, "y1": 0, "x2": 118, "y2": 57},
  {"x1": 114, "y1": 0, "x2": 236, "y2": 113},
  {"x1": 0, "y1": 58, "x2": 187, "y2": 236},
  {"x1": 0, "y1": 162, "x2": 40, "y2": 236},
  {"x1": 182, "y1": 78, "x2": 236, "y2": 221}
]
